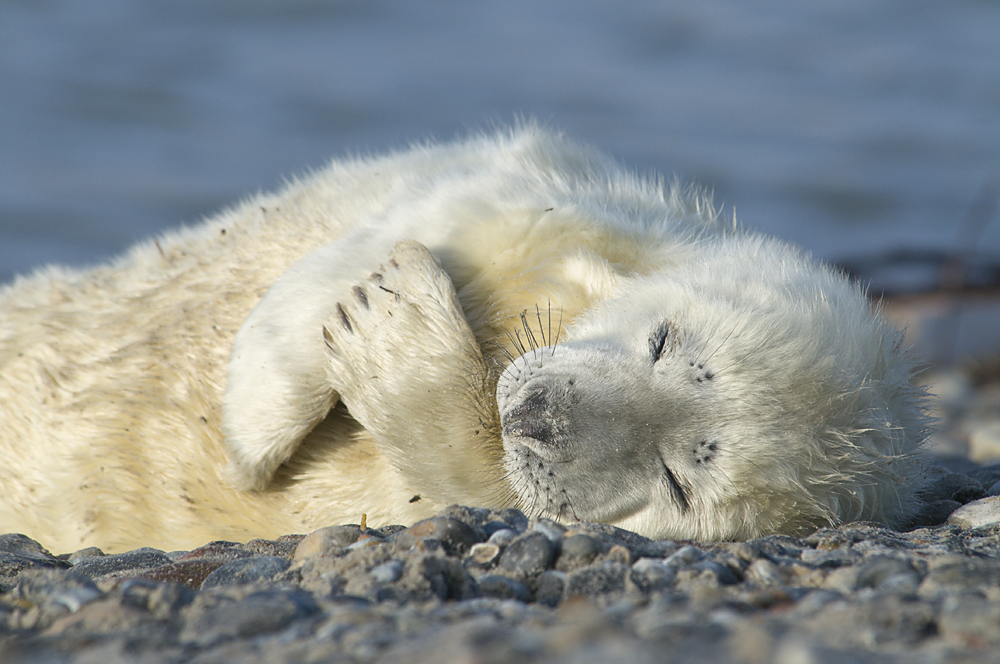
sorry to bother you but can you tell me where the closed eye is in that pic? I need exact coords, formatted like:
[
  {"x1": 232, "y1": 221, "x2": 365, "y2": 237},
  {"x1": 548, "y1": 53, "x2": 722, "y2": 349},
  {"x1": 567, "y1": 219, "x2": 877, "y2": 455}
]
[{"x1": 649, "y1": 321, "x2": 672, "y2": 361}]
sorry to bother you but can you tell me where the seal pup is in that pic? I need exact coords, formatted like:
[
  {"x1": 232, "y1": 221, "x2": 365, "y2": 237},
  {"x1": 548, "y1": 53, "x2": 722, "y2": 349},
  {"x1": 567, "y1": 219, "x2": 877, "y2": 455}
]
[{"x1": 0, "y1": 126, "x2": 928, "y2": 552}]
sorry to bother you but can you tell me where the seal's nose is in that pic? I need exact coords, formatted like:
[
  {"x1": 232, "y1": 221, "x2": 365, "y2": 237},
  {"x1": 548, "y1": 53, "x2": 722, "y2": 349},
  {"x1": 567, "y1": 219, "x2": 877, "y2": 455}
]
[{"x1": 501, "y1": 385, "x2": 558, "y2": 444}]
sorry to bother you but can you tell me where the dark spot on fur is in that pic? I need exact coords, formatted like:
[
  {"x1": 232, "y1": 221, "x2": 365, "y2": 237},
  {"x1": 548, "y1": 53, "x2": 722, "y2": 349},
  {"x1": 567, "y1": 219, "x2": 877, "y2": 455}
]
[
  {"x1": 409, "y1": 495, "x2": 421, "y2": 503},
  {"x1": 662, "y1": 462, "x2": 689, "y2": 512},
  {"x1": 694, "y1": 439, "x2": 718, "y2": 464}
]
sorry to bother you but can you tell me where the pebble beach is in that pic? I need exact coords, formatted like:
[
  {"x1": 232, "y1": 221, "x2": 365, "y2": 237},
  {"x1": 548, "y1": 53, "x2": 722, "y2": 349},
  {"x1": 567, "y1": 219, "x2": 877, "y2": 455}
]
[
  {"x1": 3, "y1": 368, "x2": 1000, "y2": 664},
  {"x1": 3, "y1": 289, "x2": 1000, "y2": 664}
]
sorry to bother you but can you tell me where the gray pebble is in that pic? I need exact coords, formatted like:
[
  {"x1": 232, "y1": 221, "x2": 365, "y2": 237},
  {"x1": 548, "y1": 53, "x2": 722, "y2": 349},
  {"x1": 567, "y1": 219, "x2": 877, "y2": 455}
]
[
  {"x1": 69, "y1": 547, "x2": 172, "y2": 578},
  {"x1": 854, "y1": 556, "x2": 921, "y2": 593},
  {"x1": 693, "y1": 560, "x2": 741, "y2": 586},
  {"x1": 478, "y1": 574, "x2": 533, "y2": 602},
  {"x1": 467, "y1": 542, "x2": 501, "y2": 567},
  {"x1": 395, "y1": 516, "x2": 481, "y2": 556},
  {"x1": 924, "y1": 472, "x2": 987, "y2": 504},
  {"x1": 369, "y1": 559, "x2": 404, "y2": 584},
  {"x1": 535, "y1": 570, "x2": 567, "y2": 607},
  {"x1": 946, "y1": 495, "x2": 1000, "y2": 529},
  {"x1": 630, "y1": 558, "x2": 677, "y2": 592},
  {"x1": 487, "y1": 528, "x2": 518, "y2": 546},
  {"x1": 557, "y1": 534, "x2": 600, "y2": 571},
  {"x1": 531, "y1": 519, "x2": 566, "y2": 542},
  {"x1": 200, "y1": 555, "x2": 290, "y2": 589},
  {"x1": 664, "y1": 545, "x2": 703, "y2": 568},
  {"x1": 566, "y1": 562, "x2": 628, "y2": 599},
  {"x1": 498, "y1": 533, "x2": 557, "y2": 577},
  {"x1": 0, "y1": 533, "x2": 61, "y2": 561},
  {"x1": 181, "y1": 588, "x2": 319, "y2": 646},
  {"x1": 0, "y1": 534, "x2": 68, "y2": 592}
]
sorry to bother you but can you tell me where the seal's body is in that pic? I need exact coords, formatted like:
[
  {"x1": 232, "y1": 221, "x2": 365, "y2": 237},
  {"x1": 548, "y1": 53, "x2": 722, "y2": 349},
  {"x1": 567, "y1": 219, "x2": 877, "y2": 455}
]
[{"x1": 0, "y1": 127, "x2": 927, "y2": 552}]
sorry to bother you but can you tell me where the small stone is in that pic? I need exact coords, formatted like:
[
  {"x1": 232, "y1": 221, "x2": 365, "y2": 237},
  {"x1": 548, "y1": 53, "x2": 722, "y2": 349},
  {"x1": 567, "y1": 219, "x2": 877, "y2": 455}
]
[
  {"x1": 16, "y1": 568, "x2": 103, "y2": 613},
  {"x1": 483, "y1": 521, "x2": 514, "y2": 538},
  {"x1": 854, "y1": 556, "x2": 921, "y2": 593},
  {"x1": 0, "y1": 534, "x2": 68, "y2": 592},
  {"x1": 535, "y1": 570, "x2": 567, "y2": 607},
  {"x1": 70, "y1": 548, "x2": 173, "y2": 578},
  {"x1": 694, "y1": 560, "x2": 740, "y2": 586},
  {"x1": 746, "y1": 558, "x2": 786, "y2": 586},
  {"x1": 557, "y1": 534, "x2": 600, "y2": 571},
  {"x1": 664, "y1": 545, "x2": 703, "y2": 568},
  {"x1": 531, "y1": 519, "x2": 566, "y2": 542},
  {"x1": 200, "y1": 556, "x2": 290, "y2": 589},
  {"x1": 487, "y1": 529, "x2": 518, "y2": 546},
  {"x1": 397, "y1": 517, "x2": 480, "y2": 556},
  {"x1": 969, "y1": 463, "x2": 1000, "y2": 490},
  {"x1": 466, "y1": 542, "x2": 501, "y2": 567},
  {"x1": 0, "y1": 534, "x2": 60, "y2": 562},
  {"x1": 490, "y1": 508, "x2": 529, "y2": 533},
  {"x1": 630, "y1": 558, "x2": 676, "y2": 592},
  {"x1": 799, "y1": 548, "x2": 860, "y2": 569},
  {"x1": 923, "y1": 473, "x2": 987, "y2": 504},
  {"x1": 946, "y1": 495, "x2": 1000, "y2": 529},
  {"x1": 917, "y1": 499, "x2": 962, "y2": 526},
  {"x1": 68, "y1": 547, "x2": 104, "y2": 563},
  {"x1": 176, "y1": 541, "x2": 252, "y2": 562},
  {"x1": 369, "y1": 559, "x2": 404, "y2": 584},
  {"x1": 938, "y1": 594, "x2": 1000, "y2": 646},
  {"x1": 565, "y1": 562, "x2": 627, "y2": 599},
  {"x1": 294, "y1": 525, "x2": 366, "y2": 562},
  {"x1": 139, "y1": 560, "x2": 228, "y2": 589},
  {"x1": 478, "y1": 574, "x2": 533, "y2": 602},
  {"x1": 244, "y1": 537, "x2": 303, "y2": 558},
  {"x1": 606, "y1": 544, "x2": 632, "y2": 566},
  {"x1": 924, "y1": 557, "x2": 1000, "y2": 590},
  {"x1": 119, "y1": 577, "x2": 196, "y2": 616},
  {"x1": 180, "y1": 588, "x2": 320, "y2": 646},
  {"x1": 498, "y1": 533, "x2": 557, "y2": 577}
]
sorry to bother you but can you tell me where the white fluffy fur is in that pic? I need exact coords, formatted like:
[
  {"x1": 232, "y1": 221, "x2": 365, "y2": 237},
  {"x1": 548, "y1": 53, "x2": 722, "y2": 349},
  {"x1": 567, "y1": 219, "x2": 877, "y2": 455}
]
[{"x1": 0, "y1": 126, "x2": 928, "y2": 552}]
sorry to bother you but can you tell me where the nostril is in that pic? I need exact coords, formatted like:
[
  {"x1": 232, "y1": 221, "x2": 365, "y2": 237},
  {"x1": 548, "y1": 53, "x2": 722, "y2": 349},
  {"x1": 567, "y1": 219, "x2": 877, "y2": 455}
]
[
  {"x1": 501, "y1": 385, "x2": 559, "y2": 445},
  {"x1": 503, "y1": 419, "x2": 556, "y2": 444},
  {"x1": 521, "y1": 386, "x2": 549, "y2": 412},
  {"x1": 501, "y1": 386, "x2": 549, "y2": 424}
]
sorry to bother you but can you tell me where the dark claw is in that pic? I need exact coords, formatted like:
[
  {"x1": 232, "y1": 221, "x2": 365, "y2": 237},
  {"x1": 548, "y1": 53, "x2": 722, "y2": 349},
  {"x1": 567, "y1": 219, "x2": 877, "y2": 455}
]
[
  {"x1": 336, "y1": 303, "x2": 352, "y2": 333},
  {"x1": 352, "y1": 286, "x2": 369, "y2": 309}
]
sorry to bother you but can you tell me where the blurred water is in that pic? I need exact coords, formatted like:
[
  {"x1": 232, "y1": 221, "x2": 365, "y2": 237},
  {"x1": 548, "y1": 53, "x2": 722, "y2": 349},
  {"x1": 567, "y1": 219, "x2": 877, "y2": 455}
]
[{"x1": 2, "y1": 0, "x2": 998, "y2": 285}]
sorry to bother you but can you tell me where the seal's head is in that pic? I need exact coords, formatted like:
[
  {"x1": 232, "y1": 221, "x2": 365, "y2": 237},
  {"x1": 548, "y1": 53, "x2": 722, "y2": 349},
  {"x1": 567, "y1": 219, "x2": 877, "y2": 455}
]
[{"x1": 496, "y1": 238, "x2": 927, "y2": 540}]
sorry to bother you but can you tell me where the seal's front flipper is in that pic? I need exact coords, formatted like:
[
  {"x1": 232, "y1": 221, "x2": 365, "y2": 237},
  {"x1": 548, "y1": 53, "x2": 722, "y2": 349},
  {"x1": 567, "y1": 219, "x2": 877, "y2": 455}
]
[
  {"x1": 321, "y1": 241, "x2": 500, "y2": 505},
  {"x1": 221, "y1": 239, "x2": 367, "y2": 491}
]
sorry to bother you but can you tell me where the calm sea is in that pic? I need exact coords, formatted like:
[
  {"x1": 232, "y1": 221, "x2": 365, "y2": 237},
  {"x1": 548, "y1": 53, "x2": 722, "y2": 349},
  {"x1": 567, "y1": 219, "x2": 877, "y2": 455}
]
[{"x1": 2, "y1": 0, "x2": 998, "y2": 287}]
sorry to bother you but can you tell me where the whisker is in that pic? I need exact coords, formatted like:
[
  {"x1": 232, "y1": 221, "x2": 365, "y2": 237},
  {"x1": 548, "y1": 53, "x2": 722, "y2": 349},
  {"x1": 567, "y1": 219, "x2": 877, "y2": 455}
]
[
  {"x1": 534, "y1": 304, "x2": 547, "y2": 348},
  {"x1": 551, "y1": 307, "x2": 564, "y2": 356},
  {"x1": 544, "y1": 303, "x2": 551, "y2": 348},
  {"x1": 520, "y1": 310, "x2": 540, "y2": 353},
  {"x1": 716, "y1": 334, "x2": 770, "y2": 375},
  {"x1": 702, "y1": 316, "x2": 743, "y2": 364}
]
